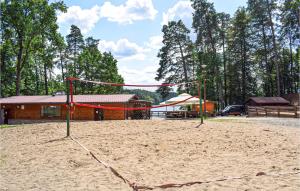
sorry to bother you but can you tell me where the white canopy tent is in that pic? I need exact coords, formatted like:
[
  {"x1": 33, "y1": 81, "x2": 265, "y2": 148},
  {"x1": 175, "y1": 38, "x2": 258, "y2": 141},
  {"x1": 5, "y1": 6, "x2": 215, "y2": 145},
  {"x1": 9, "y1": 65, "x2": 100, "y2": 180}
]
[{"x1": 165, "y1": 93, "x2": 202, "y2": 106}]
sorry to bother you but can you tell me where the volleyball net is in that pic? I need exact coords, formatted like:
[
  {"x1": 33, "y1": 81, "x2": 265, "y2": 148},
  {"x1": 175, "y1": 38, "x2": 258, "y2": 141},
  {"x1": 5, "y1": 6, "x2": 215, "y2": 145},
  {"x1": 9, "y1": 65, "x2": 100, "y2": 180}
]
[{"x1": 65, "y1": 77, "x2": 203, "y2": 121}]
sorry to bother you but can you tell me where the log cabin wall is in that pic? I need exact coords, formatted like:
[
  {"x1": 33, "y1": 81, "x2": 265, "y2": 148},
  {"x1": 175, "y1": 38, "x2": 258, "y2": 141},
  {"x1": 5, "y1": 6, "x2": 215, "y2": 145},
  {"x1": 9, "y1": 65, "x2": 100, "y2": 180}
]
[
  {"x1": 102, "y1": 103, "x2": 126, "y2": 120},
  {"x1": 1, "y1": 104, "x2": 64, "y2": 120},
  {"x1": 1, "y1": 103, "x2": 127, "y2": 120}
]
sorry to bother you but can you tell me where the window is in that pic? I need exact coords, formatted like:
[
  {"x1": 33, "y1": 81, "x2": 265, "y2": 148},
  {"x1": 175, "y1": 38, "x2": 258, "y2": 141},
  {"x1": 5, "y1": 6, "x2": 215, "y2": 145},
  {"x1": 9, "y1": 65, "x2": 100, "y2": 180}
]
[{"x1": 41, "y1": 105, "x2": 61, "y2": 117}]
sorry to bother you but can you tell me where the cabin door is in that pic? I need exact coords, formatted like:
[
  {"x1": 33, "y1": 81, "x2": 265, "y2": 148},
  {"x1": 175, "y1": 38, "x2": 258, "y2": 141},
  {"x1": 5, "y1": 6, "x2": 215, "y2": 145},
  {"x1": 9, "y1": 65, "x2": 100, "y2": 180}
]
[
  {"x1": 3, "y1": 109, "x2": 9, "y2": 124},
  {"x1": 94, "y1": 109, "x2": 104, "y2": 121}
]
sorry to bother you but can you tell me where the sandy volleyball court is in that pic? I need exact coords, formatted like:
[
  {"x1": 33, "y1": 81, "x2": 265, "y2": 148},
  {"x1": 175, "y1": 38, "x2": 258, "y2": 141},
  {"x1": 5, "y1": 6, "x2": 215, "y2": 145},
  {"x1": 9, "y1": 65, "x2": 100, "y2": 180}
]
[{"x1": 0, "y1": 118, "x2": 300, "y2": 190}]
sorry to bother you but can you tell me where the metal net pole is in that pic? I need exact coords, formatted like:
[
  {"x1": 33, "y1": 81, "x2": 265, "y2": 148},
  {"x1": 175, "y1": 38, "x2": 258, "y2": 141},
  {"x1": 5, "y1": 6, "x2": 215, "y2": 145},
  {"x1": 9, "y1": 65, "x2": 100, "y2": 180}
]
[
  {"x1": 198, "y1": 81, "x2": 203, "y2": 124},
  {"x1": 66, "y1": 79, "x2": 70, "y2": 137}
]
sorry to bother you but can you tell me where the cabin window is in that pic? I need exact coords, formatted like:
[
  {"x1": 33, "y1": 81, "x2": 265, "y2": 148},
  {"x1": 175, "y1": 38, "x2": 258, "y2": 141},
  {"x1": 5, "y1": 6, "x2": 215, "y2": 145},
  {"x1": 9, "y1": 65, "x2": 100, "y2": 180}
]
[{"x1": 41, "y1": 105, "x2": 61, "y2": 117}]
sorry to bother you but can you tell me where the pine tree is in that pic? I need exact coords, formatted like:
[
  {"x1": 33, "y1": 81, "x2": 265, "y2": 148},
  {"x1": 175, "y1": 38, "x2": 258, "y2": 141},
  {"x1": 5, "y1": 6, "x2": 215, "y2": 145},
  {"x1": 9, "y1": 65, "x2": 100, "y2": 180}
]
[
  {"x1": 192, "y1": 0, "x2": 222, "y2": 107},
  {"x1": 227, "y1": 7, "x2": 256, "y2": 103},
  {"x1": 66, "y1": 25, "x2": 84, "y2": 94},
  {"x1": 217, "y1": 12, "x2": 230, "y2": 105},
  {"x1": 156, "y1": 20, "x2": 193, "y2": 97},
  {"x1": 279, "y1": 0, "x2": 299, "y2": 93},
  {"x1": 248, "y1": 0, "x2": 274, "y2": 96}
]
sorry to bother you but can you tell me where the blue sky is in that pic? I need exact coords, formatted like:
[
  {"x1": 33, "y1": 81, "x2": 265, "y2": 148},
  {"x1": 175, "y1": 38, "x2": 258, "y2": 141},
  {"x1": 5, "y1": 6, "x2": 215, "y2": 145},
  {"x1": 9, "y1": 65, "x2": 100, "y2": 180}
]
[{"x1": 57, "y1": 0, "x2": 247, "y2": 85}]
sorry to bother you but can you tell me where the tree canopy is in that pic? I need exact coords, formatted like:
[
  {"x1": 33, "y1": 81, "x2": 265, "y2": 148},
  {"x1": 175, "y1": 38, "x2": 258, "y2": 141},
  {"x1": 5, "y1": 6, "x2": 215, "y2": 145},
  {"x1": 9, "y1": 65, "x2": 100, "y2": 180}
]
[
  {"x1": 0, "y1": 0, "x2": 124, "y2": 97},
  {"x1": 156, "y1": 0, "x2": 299, "y2": 107}
]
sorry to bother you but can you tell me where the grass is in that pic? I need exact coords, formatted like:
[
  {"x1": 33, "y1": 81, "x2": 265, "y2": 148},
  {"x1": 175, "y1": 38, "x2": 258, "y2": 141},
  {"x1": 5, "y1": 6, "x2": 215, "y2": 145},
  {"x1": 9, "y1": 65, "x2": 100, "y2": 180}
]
[
  {"x1": 0, "y1": 124, "x2": 16, "y2": 129},
  {"x1": 206, "y1": 117, "x2": 249, "y2": 123},
  {"x1": 0, "y1": 154, "x2": 6, "y2": 166}
]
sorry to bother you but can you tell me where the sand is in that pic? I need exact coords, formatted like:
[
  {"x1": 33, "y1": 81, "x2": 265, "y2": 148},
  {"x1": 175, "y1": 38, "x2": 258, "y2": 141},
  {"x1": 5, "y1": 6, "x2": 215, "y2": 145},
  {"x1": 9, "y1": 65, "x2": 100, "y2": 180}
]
[{"x1": 0, "y1": 118, "x2": 300, "y2": 191}]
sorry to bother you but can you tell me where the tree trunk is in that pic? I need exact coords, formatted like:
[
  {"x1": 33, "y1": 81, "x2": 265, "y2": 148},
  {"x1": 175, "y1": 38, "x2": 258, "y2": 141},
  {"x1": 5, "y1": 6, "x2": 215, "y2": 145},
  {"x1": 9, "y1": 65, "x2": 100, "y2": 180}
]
[
  {"x1": 266, "y1": 0, "x2": 280, "y2": 96},
  {"x1": 60, "y1": 50, "x2": 65, "y2": 81},
  {"x1": 241, "y1": 39, "x2": 246, "y2": 102},
  {"x1": 34, "y1": 58, "x2": 39, "y2": 95},
  {"x1": 16, "y1": 36, "x2": 24, "y2": 96},
  {"x1": 288, "y1": 32, "x2": 294, "y2": 93},
  {"x1": 177, "y1": 40, "x2": 189, "y2": 92},
  {"x1": 261, "y1": 24, "x2": 272, "y2": 96},
  {"x1": 222, "y1": 36, "x2": 227, "y2": 106},
  {"x1": 44, "y1": 63, "x2": 48, "y2": 95},
  {"x1": 74, "y1": 39, "x2": 77, "y2": 94},
  {"x1": 267, "y1": 40, "x2": 275, "y2": 96}
]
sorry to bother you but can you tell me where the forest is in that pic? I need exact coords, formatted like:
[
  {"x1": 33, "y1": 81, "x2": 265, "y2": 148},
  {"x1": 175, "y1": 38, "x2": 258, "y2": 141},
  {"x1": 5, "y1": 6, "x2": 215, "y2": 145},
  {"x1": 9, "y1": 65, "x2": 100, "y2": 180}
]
[
  {"x1": 156, "y1": 0, "x2": 299, "y2": 106},
  {"x1": 0, "y1": 0, "x2": 299, "y2": 107},
  {"x1": 1, "y1": 1, "x2": 124, "y2": 97}
]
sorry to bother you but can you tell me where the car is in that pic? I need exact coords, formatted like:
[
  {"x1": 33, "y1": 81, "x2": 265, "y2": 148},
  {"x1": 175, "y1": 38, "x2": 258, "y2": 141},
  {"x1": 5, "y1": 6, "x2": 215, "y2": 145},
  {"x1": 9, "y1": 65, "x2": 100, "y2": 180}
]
[{"x1": 220, "y1": 105, "x2": 245, "y2": 116}]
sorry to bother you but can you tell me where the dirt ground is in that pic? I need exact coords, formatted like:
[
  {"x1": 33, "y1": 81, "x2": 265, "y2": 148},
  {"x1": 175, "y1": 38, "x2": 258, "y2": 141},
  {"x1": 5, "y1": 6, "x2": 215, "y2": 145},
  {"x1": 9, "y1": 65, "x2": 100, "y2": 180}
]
[{"x1": 0, "y1": 118, "x2": 300, "y2": 191}]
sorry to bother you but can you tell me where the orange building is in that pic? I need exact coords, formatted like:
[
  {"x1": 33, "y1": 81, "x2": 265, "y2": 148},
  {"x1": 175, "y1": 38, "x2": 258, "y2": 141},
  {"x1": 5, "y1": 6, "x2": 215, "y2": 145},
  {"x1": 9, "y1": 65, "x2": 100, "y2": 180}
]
[
  {"x1": 0, "y1": 94, "x2": 150, "y2": 123},
  {"x1": 193, "y1": 100, "x2": 216, "y2": 115}
]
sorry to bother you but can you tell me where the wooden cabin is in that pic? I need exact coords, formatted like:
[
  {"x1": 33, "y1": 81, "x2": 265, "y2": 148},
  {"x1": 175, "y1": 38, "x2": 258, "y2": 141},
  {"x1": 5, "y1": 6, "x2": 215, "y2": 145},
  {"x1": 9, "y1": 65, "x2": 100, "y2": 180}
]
[
  {"x1": 0, "y1": 94, "x2": 151, "y2": 122},
  {"x1": 245, "y1": 97, "x2": 290, "y2": 106}
]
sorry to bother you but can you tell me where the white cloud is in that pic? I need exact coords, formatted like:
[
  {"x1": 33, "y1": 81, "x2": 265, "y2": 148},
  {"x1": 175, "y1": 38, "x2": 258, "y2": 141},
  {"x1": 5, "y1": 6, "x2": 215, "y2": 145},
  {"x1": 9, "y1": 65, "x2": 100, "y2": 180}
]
[
  {"x1": 119, "y1": 65, "x2": 158, "y2": 87},
  {"x1": 57, "y1": 0, "x2": 158, "y2": 34},
  {"x1": 161, "y1": 1, "x2": 193, "y2": 26},
  {"x1": 57, "y1": 5, "x2": 101, "y2": 34},
  {"x1": 100, "y1": 0, "x2": 158, "y2": 24},
  {"x1": 145, "y1": 35, "x2": 163, "y2": 50},
  {"x1": 98, "y1": 38, "x2": 149, "y2": 61}
]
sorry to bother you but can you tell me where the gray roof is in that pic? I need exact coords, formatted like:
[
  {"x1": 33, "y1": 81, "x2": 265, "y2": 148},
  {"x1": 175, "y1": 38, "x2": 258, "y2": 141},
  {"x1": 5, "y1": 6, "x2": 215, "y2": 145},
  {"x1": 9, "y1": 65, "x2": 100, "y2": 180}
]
[
  {"x1": 0, "y1": 94, "x2": 137, "y2": 104},
  {"x1": 247, "y1": 97, "x2": 289, "y2": 104}
]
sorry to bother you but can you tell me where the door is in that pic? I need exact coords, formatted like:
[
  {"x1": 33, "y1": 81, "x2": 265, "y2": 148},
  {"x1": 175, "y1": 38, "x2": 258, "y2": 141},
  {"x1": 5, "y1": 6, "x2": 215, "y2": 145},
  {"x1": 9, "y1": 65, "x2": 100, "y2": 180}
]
[
  {"x1": 94, "y1": 109, "x2": 104, "y2": 121},
  {"x1": 4, "y1": 109, "x2": 9, "y2": 124}
]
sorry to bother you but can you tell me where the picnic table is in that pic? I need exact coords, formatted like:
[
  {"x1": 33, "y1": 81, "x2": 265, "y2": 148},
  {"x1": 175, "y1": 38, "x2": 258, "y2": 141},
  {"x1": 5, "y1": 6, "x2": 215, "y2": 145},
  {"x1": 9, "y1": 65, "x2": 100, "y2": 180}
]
[{"x1": 166, "y1": 111, "x2": 199, "y2": 118}]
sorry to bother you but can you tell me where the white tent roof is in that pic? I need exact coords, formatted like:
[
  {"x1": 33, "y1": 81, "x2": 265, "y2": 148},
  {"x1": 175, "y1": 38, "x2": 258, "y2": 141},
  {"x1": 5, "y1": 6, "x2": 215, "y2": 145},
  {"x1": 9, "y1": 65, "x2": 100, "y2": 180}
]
[
  {"x1": 159, "y1": 101, "x2": 166, "y2": 105},
  {"x1": 165, "y1": 93, "x2": 202, "y2": 106}
]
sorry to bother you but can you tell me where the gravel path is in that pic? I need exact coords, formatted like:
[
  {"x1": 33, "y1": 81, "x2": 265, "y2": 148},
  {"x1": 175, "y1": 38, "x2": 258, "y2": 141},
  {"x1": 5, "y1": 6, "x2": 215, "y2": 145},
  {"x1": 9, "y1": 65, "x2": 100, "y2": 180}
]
[{"x1": 212, "y1": 116, "x2": 299, "y2": 128}]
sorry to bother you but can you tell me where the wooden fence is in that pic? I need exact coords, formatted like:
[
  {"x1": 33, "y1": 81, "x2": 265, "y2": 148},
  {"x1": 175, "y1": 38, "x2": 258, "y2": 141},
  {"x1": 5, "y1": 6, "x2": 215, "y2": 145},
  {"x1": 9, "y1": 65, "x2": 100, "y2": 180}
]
[{"x1": 247, "y1": 106, "x2": 300, "y2": 118}]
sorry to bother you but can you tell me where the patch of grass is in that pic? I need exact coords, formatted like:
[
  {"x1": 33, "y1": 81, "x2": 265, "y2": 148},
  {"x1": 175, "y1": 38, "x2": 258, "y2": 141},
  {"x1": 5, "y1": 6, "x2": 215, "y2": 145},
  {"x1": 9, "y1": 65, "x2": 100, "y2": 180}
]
[
  {"x1": 207, "y1": 118, "x2": 236, "y2": 122},
  {"x1": 0, "y1": 124, "x2": 16, "y2": 129},
  {"x1": 207, "y1": 118, "x2": 249, "y2": 123},
  {"x1": 0, "y1": 154, "x2": 7, "y2": 166}
]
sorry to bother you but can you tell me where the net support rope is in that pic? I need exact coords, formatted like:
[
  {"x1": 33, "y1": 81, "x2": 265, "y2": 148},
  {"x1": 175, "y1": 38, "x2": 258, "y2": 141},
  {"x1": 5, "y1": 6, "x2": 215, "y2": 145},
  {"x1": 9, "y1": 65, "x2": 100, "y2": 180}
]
[
  {"x1": 67, "y1": 77, "x2": 200, "y2": 111},
  {"x1": 67, "y1": 77, "x2": 198, "y2": 87},
  {"x1": 61, "y1": 126, "x2": 300, "y2": 191}
]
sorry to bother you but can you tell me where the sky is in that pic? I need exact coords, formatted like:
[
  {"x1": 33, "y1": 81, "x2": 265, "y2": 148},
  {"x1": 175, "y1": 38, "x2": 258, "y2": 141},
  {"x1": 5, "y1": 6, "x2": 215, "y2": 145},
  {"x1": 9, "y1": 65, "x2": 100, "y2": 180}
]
[{"x1": 56, "y1": 0, "x2": 247, "y2": 86}]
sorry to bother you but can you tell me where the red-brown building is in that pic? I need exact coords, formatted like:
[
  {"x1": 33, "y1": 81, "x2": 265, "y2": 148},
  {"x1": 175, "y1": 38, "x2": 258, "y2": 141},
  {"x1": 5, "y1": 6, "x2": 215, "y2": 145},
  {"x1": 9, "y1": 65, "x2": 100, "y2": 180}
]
[
  {"x1": 245, "y1": 97, "x2": 290, "y2": 106},
  {"x1": 0, "y1": 94, "x2": 151, "y2": 122}
]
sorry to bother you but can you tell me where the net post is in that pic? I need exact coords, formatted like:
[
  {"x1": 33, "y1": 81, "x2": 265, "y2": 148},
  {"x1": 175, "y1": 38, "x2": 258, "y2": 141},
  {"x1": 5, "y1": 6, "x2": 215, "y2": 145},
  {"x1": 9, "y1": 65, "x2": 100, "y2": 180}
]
[
  {"x1": 66, "y1": 78, "x2": 70, "y2": 137},
  {"x1": 198, "y1": 80, "x2": 203, "y2": 124}
]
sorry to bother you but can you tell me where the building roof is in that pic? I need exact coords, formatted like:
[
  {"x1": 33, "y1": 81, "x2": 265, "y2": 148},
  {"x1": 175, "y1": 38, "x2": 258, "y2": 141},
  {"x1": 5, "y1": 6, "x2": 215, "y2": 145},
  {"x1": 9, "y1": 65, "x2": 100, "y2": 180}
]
[
  {"x1": 0, "y1": 94, "x2": 137, "y2": 104},
  {"x1": 247, "y1": 97, "x2": 290, "y2": 104}
]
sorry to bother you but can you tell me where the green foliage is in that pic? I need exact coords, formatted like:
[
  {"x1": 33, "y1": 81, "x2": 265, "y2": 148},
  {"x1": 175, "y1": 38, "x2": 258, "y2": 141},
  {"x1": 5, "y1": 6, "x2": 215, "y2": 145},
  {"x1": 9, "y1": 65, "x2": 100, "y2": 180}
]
[
  {"x1": 0, "y1": 0, "x2": 66, "y2": 96},
  {"x1": 123, "y1": 89, "x2": 162, "y2": 104},
  {"x1": 0, "y1": 2, "x2": 124, "y2": 97},
  {"x1": 156, "y1": 0, "x2": 299, "y2": 109},
  {"x1": 122, "y1": 89, "x2": 177, "y2": 105},
  {"x1": 156, "y1": 20, "x2": 194, "y2": 97},
  {"x1": 77, "y1": 37, "x2": 124, "y2": 94}
]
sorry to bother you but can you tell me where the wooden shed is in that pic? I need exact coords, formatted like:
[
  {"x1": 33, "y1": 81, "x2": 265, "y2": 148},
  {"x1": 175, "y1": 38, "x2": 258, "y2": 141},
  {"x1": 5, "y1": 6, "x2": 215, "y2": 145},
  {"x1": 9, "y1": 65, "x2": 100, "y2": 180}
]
[
  {"x1": 245, "y1": 97, "x2": 290, "y2": 106},
  {"x1": 0, "y1": 94, "x2": 151, "y2": 122},
  {"x1": 283, "y1": 93, "x2": 300, "y2": 106}
]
